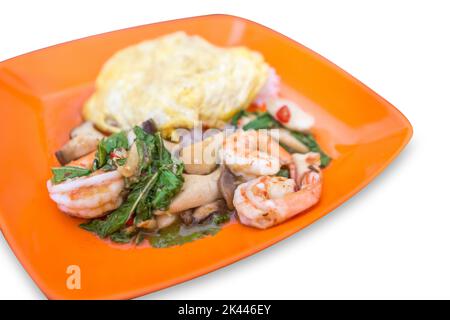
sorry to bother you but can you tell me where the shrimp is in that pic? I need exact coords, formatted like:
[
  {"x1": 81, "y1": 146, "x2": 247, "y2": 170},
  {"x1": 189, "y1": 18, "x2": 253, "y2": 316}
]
[
  {"x1": 47, "y1": 152, "x2": 125, "y2": 219},
  {"x1": 233, "y1": 152, "x2": 322, "y2": 229},
  {"x1": 292, "y1": 152, "x2": 321, "y2": 186},
  {"x1": 219, "y1": 129, "x2": 292, "y2": 180}
]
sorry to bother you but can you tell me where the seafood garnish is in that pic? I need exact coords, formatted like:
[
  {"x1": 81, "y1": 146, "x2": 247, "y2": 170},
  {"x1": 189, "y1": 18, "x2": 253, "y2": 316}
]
[{"x1": 47, "y1": 33, "x2": 331, "y2": 246}]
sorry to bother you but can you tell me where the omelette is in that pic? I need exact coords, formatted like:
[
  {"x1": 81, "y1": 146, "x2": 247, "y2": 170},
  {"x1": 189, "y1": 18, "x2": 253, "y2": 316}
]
[{"x1": 83, "y1": 32, "x2": 270, "y2": 137}]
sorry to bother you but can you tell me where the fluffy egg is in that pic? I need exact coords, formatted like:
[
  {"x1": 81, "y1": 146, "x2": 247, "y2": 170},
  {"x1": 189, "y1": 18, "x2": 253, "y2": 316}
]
[{"x1": 83, "y1": 32, "x2": 270, "y2": 136}]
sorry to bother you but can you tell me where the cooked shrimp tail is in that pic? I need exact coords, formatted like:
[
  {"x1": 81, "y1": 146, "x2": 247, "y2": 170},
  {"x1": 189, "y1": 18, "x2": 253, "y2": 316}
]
[
  {"x1": 233, "y1": 152, "x2": 322, "y2": 229},
  {"x1": 271, "y1": 171, "x2": 322, "y2": 222}
]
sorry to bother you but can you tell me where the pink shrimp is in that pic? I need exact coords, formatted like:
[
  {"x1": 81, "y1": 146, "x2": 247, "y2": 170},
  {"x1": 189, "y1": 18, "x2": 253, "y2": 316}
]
[
  {"x1": 47, "y1": 152, "x2": 125, "y2": 219},
  {"x1": 219, "y1": 129, "x2": 292, "y2": 180},
  {"x1": 233, "y1": 152, "x2": 322, "y2": 229}
]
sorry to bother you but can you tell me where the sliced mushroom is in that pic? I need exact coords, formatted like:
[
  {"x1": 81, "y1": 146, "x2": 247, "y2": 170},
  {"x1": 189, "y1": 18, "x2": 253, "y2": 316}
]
[
  {"x1": 55, "y1": 135, "x2": 101, "y2": 165},
  {"x1": 192, "y1": 199, "x2": 227, "y2": 224},
  {"x1": 268, "y1": 128, "x2": 309, "y2": 153},
  {"x1": 156, "y1": 213, "x2": 177, "y2": 229},
  {"x1": 117, "y1": 143, "x2": 139, "y2": 177},
  {"x1": 179, "y1": 132, "x2": 225, "y2": 175},
  {"x1": 55, "y1": 121, "x2": 105, "y2": 165},
  {"x1": 218, "y1": 165, "x2": 239, "y2": 209},
  {"x1": 70, "y1": 121, "x2": 104, "y2": 140},
  {"x1": 169, "y1": 168, "x2": 222, "y2": 213},
  {"x1": 153, "y1": 209, "x2": 169, "y2": 216}
]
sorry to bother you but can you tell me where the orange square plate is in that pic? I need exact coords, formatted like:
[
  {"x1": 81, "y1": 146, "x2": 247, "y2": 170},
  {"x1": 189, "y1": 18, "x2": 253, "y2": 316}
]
[{"x1": 0, "y1": 14, "x2": 412, "y2": 299}]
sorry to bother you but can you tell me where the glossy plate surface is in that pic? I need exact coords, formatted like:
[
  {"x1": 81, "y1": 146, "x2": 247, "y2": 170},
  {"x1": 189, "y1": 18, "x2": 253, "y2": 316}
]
[{"x1": 0, "y1": 14, "x2": 412, "y2": 299}]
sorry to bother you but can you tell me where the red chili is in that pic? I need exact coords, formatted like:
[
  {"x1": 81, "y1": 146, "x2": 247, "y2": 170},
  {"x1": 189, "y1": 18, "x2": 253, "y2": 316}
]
[
  {"x1": 276, "y1": 105, "x2": 291, "y2": 123},
  {"x1": 126, "y1": 215, "x2": 134, "y2": 226}
]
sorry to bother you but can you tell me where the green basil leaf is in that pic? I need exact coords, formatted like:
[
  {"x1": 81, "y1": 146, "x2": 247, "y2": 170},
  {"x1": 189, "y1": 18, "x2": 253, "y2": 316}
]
[
  {"x1": 243, "y1": 112, "x2": 280, "y2": 131},
  {"x1": 79, "y1": 219, "x2": 103, "y2": 233},
  {"x1": 275, "y1": 168, "x2": 290, "y2": 178},
  {"x1": 94, "y1": 131, "x2": 129, "y2": 169},
  {"x1": 151, "y1": 166, "x2": 184, "y2": 210},
  {"x1": 230, "y1": 110, "x2": 249, "y2": 126},
  {"x1": 212, "y1": 212, "x2": 230, "y2": 225},
  {"x1": 135, "y1": 232, "x2": 146, "y2": 245},
  {"x1": 149, "y1": 223, "x2": 220, "y2": 248},
  {"x1": 81, "y1": 125, "x2": 185, "y2": 242},
  {"x1": 110, "y1": 228, "x2": 137, "y2": 244},
  {"x1": 153, "y1": 132, "x2": 172, "y2": 164},
  {"x1": 133, "y1": 126, "x2": 156, "y2": 175},
  {"x1": 81, "y1": 172, "x2": 159, "y2": 238},
  {"x1": 51, "y1": 166, "x2": 91, "y2": 184}
]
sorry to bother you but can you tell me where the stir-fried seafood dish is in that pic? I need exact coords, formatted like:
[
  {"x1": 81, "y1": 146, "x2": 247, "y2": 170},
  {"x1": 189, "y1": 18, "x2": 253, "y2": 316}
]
[{"x1": 47, "y1": 32, "x2": 331, "y2": 247}]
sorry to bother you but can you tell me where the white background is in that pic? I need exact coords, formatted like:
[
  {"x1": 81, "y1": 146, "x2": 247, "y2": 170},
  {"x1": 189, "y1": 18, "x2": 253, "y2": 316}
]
[{"x1": 1, "y1": 0, "x2": 449, "y2": 300}]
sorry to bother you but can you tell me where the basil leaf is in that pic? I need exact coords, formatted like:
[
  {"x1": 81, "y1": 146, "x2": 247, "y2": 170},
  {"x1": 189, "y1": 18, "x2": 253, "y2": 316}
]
[
  {"x1": 149, "y1": 210, "x2": 230, "y2": 248},
  {"x1": 153, "y1": 132, "x2": 172, "y2": 164},
  {"x1": 230, "y1": 110, "x2": 249, "y2": 126},
  {"x1": 134, "y1": 126, "x2": 155, "y2": 147},
  {"x1": 79, "y1": 219, "x2": 103, "y2": 233},
  {"x1": 94, "y1": 131, "x2": 129, "y2": 169},
  {"x1": 243, "y1": 112, "x2": 280, "y2": 131},
  {"x1": 115, "y1": 158, "x2": 127, "y2": 166},
  {"x1": 51, "y1": 166, "x2": 91, "y2": 184},
  {"x1": 81, "y1": 126, "x2": 185, "y2": 242},
  {"x1": 318, "y1": 153, "x2": 331, "y2": 167},
  {"x1": 276, "y1": 168, "x2": 290, "y2": 178},
  {"x1": 151, "y1": 165, "x2": 184, "y2": 210},
  {"x1": 134, "y1": 190, "x2": 153, "y2": 224},
  {"x1": 133, "y1": 126, "x2": 156, "y2": 175},
  {"x1": 110, "y1": 228, "x2": 137, "y2": 244},
  {"x1": 135, "y1": 232, "x2": 146, "y2": 245},
  {"x1": 212, "y1": 212, "x2": 230, "y2": 225},
  {"x1": 80, "y1": 172, "x2": 159, "y2": 238},
  {"x1": 149, "y1": 223, "x2": 220, "y2": 248}
]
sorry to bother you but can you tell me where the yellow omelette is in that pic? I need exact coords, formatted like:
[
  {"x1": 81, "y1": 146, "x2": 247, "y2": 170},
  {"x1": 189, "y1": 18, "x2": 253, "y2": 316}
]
[{"x1": 83, "y1": 32, "x2": 269, "y2": 137}]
